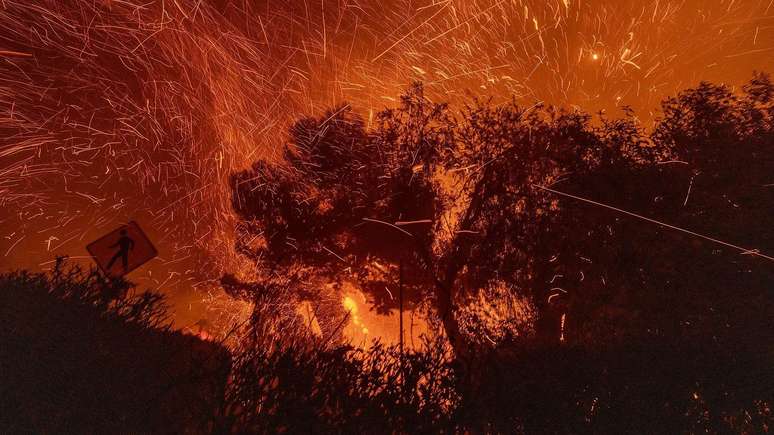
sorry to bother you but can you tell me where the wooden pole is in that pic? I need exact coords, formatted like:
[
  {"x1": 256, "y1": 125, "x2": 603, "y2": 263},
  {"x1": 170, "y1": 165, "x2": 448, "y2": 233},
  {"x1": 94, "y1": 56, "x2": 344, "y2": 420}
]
[
  {"x1": 399, "y1": 259, "x2": 404, "y2": 357},
  {"x1": 399, "y1": 258, "x2": 404, "y2": 392}
]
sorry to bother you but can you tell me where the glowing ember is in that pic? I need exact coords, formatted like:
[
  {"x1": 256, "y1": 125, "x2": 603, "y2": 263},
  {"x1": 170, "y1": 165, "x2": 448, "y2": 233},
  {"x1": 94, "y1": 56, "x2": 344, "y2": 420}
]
[{"x1": 0, "y1": 0, "x2": 772, "y2": 341}]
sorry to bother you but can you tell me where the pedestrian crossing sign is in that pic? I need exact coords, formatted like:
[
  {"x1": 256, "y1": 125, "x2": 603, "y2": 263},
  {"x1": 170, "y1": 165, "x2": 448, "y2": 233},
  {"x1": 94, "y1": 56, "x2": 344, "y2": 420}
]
[{"x1": 87, "y1": 221, "x2": 157, "y2": 277}]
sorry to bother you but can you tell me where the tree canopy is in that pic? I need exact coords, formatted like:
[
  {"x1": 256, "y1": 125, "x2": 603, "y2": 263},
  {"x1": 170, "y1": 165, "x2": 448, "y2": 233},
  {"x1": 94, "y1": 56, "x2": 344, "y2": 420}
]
[{"x1": 230, "y1": 74, "x2": 774, "y2": 368}]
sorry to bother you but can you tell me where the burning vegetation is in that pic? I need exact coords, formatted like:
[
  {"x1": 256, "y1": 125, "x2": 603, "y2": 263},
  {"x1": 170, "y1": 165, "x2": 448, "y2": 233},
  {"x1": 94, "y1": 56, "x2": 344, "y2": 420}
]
[{"x1": 2, "y1": 0, "x2": 774, "y2": 433}]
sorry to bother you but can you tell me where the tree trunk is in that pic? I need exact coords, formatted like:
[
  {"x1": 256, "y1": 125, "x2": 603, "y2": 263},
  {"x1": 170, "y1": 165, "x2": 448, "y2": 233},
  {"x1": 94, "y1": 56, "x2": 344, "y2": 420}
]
[{"x1": 434, "y1": 278, "x2": 474, "y2": 370}]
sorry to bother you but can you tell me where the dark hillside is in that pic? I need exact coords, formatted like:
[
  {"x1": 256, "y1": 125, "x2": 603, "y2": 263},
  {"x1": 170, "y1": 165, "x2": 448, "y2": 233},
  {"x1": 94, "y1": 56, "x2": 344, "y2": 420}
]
[{"x1": 0, "y1": 263, "x2": 230, "y2": 434}]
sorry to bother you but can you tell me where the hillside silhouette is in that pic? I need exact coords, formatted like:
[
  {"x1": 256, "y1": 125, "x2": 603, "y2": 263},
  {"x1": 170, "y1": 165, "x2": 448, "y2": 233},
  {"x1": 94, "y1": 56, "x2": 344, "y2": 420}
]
[{"x1": 0, "y1": 259, "x2": 230, "y2": 433}]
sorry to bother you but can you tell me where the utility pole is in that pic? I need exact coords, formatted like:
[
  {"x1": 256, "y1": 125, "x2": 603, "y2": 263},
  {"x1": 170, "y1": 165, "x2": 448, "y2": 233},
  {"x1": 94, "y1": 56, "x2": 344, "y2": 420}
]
[
  {"x1": 399, "y1": 258, "x2": 404, "y2": 360},
  {"x1": 398, "y1": 256, "x2": 406, "y2": 403}
]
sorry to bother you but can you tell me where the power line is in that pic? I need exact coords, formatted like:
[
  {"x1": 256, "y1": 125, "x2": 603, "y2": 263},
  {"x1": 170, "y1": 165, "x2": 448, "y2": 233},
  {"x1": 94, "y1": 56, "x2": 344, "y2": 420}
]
[{"x1": 533, "y1": 184, "x2": 774, "y2": 263}]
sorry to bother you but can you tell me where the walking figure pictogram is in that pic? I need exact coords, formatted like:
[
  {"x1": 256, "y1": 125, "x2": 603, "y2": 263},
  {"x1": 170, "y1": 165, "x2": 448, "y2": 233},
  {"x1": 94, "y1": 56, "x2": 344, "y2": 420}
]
[
  {"x1": 87, "y1": 221, "x2": 156, "y2": 277},
  {"x1": 106, "y1": 229, "x2": 135, "y2": 272}
]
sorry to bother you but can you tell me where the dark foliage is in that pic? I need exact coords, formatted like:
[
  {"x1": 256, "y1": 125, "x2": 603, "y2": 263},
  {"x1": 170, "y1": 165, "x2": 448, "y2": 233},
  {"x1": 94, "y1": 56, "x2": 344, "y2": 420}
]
[
  {"x1": 226, "y1": 74, "x2": 774, "y2": 433},
  {"x1": 219, "y1": 335, "x2": 458, "y2": 434},
  {"x1": 217, "y1": 326, "x2": 772, "y2": 433},
  {"x1": 3, "y1": 255, "x2": 769, "y2": 433},
  {"x1": 0, "y1": 259, "x2": 230, "y2": 434}
]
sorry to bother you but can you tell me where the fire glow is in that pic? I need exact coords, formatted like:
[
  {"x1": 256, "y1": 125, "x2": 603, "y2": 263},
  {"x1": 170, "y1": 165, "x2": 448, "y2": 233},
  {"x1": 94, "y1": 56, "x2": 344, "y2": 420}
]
[{"x1": 1, "y1": 0, "x2": 772, "y2": 343}]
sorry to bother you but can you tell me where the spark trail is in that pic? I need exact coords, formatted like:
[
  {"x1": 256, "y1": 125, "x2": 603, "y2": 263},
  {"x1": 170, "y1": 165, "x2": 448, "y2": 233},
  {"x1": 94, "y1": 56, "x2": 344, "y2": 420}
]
[{"x1": 1, "y1": 0, "x2": 772, "y2": 338}]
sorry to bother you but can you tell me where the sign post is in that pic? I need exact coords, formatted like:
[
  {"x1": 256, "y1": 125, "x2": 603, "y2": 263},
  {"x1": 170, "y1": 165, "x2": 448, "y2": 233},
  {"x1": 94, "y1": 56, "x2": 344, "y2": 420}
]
[{"x1": 87, "y1": 221, "x2": 157, "y2": 277}]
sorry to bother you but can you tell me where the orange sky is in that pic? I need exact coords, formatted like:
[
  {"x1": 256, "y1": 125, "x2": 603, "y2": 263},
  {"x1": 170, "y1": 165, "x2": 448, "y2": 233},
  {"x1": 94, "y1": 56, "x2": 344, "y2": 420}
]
[{"x1": 1, "y1": 0, "x2": 773, "y2": 341}]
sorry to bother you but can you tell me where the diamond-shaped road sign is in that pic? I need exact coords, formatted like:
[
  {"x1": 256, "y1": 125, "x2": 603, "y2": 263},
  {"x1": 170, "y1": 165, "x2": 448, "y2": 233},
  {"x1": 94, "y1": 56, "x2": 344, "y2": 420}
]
[{"x1": 87, "y1": 221, "x2": 158, "y2": 277}]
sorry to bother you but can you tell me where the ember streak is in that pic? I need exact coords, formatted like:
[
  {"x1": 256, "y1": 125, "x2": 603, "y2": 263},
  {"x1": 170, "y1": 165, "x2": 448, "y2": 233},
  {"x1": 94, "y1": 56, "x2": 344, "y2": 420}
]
[{"x1": 1, "y1": 0, "x2": 773, "y2": 340}]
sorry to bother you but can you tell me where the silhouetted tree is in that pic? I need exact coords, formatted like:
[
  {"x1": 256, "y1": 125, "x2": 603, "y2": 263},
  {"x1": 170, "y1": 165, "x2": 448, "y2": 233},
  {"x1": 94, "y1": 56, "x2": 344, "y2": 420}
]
[
  {"x1": 231, "y1": 75, "x2": 773, "y2": 358},
  {"x1": 231, "y1": 85, "x2": 614, "y2": 361},
  {"x1": 228, "y1": 75, "x2": 774, "y2": 432},
  {"x1": 542, "y1": 74, "x2": 774, "y2": 346}
]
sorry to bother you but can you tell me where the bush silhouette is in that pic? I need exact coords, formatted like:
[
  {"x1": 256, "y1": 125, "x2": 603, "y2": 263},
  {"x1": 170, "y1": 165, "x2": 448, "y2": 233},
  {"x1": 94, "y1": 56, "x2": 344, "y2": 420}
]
[{"x1": 0, "y1": 259, "x2": 230, "y2": 434}]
